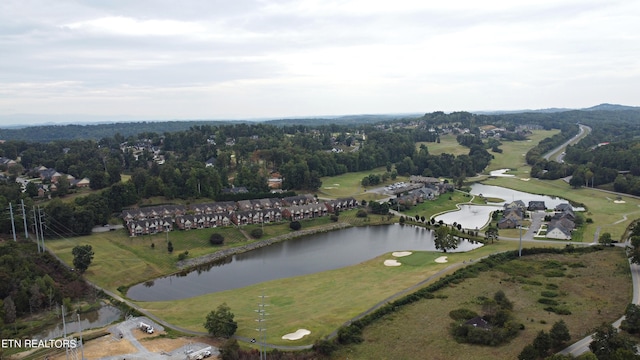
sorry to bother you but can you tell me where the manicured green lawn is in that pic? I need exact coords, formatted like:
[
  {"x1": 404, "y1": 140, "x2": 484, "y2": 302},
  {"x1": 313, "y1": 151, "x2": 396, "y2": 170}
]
[
  {"x1": 487, "y1": 129, "x2": 560, "y2": 174},
  {"x1": 401, "y1": 191, "x2": 476, "y2": 220},
  {"x1": 319, "y1": 167, "x2": 408, "y2": 200},
  {"x1": 416, "y1": 133, "x2": 469, "y2": 156},
  {"x1": 46, "y1": 223, "x2": 290, "y2": 292},
  {"x1": 137, "y1": 240, "x2": 539, "y2": 346}
]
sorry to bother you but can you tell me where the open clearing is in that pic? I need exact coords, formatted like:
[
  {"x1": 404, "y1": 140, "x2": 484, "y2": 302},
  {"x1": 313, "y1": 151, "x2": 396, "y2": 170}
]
[{"x1": 334, "y1": 247, "x2": 631, "y2": 360}]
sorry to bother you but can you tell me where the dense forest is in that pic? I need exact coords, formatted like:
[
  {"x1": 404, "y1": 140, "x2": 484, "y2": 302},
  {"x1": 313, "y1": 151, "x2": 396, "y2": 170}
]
[
  {"x1": 0, "y1": 242, "x2": 89, "y2": 328},
  {"x1": 1, "y1": 109, "x2": 640, "y2": 241}
]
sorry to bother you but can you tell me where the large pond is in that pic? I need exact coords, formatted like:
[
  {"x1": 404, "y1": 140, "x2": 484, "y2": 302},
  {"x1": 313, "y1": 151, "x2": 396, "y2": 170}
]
[{"x1": 127, "y1": 224, "x2": 483, "y2": 301}]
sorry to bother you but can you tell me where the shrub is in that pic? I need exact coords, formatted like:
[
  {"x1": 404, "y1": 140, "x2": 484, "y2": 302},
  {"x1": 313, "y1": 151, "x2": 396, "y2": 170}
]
[
  {"x1": 545, "y1": 306, "x2": 572, "y2": 315},
  {"x1": 356, "y1": 209, "x2": 368, "y2": 218},
  {"x1": 541, "y1": 290, "x2": 558, "y2": 298},
  {"x1": 289, "y1": 221, "x2": 302, "y2": 230},
  {"x1": 546, "y1": 283, "x2": 559, "y2": 290},
  {"x1": 330, "y1": 214, "x2": 339, "y2": 222},
  {"x1": 313, "y1": 339, "x2": 337, "y2": 355},
  {"x1": 210, "y1": 233, "x2": 225, "y2": 245},
  {"x1": 543, "y1": 269, "x2": 565, "y2": 277},
  {"x1": 178, "y1": 251, "x2": 189, "y2": 261},
  {"x1": 337, "y1": 325, "x2": 363, "y2": 344},
  {"x1": 449, "y1": 308, "x2": 479, "y2": 321},
  {"x1": 538, "y1": 298, "x2": 559, "y2": 306},
  {"x1": 250, "y1": 228, "x2": 263, "y2": 239}
]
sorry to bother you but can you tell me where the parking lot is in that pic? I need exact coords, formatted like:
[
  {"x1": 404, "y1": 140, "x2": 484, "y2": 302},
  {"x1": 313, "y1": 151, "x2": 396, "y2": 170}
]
[{"x1": 50, "y1": 316, "x2": 219, "y2": 360}]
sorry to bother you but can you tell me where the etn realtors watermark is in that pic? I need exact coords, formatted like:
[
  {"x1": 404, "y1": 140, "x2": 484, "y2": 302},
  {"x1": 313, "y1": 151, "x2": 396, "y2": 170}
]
[{"x1": 1, "y1": 338, "x2": 78, "y2": 349}]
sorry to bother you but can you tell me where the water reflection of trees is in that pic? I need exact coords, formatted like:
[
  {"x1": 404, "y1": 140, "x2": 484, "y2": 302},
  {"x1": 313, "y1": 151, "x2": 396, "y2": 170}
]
[
  {"x1": 196, "y1": 256, "x2": 233, "y2": 274},
  {"x1": 176, "y1": 256, "x2": 233, "y2": 277},
  {"x1": 143, "y1": 280, "x2": 155, "y2": 287}
]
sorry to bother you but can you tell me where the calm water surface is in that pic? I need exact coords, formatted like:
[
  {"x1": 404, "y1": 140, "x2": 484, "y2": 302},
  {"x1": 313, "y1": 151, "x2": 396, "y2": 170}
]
[{"x1": 128, "y1": 224, "x2": 482, "y2": 301}]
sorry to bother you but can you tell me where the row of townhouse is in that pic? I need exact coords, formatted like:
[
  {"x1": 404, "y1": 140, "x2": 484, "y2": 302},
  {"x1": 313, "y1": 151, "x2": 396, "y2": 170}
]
[
  {"x1": 124, "y1": 196, "x2": 358, "y2": 236},
  {"x1": 122, "y1": 195, "x2": 319, "y2": 222}
]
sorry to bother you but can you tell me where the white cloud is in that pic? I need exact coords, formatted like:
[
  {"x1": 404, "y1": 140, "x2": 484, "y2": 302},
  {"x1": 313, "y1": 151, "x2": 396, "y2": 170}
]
[
  {"x1": 0, "y1": 0, "x2": 638, "y2": 122},
  {"x1": 62, "y1": 16, "x2": 206, "y2": 36}
]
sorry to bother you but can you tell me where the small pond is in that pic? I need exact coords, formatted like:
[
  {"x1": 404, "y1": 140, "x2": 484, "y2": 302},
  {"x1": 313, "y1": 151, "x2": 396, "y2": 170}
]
[
  {"x1": 433, "y1": 184, "x2": 572, "y2": 229},
  {"x1": 127, "y1": 224, "x2": 483, "y2": 302},
  {"x1": 36, "y1": 304, "x2": 122, "y2": 340},
  {"x1": 469, "y1": 183, "x2": 568, "y2": 208}
]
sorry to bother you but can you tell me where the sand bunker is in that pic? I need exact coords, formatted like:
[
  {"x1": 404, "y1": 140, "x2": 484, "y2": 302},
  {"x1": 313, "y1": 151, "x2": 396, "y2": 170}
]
[
  {"x1": 520, "y1": 178, "x2": 530, "y2": 181},
  {"x1": 435, "y1": 256, "x2": 448, "y2": 263},
  {"x1": 614, "y1": 200, "x2": 626, "y2": 204},
  {"x1": 384, "y1": 259, "x2": 402, "y2": 266},
  {"x1": 392, "y1": 251, "x2": 412, "y2": 257},
  {"x1": 282, "y1": 329, "x2": 311, "y2": 340}
]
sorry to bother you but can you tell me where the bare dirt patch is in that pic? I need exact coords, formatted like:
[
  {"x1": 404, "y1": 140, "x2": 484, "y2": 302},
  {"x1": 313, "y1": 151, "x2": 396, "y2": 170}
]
[
  {"x1": 142, "y1": 336, "x2": 220, "y2": 353},
  {"x1": 49, "y1": 335, "x2": 137, "y2": 360}
]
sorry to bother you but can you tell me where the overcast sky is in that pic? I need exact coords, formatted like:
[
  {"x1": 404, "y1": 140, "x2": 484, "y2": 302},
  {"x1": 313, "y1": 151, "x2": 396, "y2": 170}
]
[{"x1": 1, "y1": 0, "x2": 639, "y2": 124}]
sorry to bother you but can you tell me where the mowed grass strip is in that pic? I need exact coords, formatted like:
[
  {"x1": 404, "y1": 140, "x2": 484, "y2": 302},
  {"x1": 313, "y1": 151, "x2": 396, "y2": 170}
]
[
  {"x1": 484, "y1": 177, "x2": 640, "y2": 240},
  {"x1": 416, "y1": 134, "x2": 468, "y2": 157},
  {"x1": 333, "y1": 247, "x2": 631, "y2": 360},
  {"x1": 47, "y1": 224, "x2": 283, "y2": 292},
  {"x1": 136, "y1": 240, "x2": 560, "y2": 346},
  {"x1": 487, "y1": 129, "x2": 560, "y2": 173},
  {"x1": 318, "y1": 167, "x2": 409, "y2": 199}
]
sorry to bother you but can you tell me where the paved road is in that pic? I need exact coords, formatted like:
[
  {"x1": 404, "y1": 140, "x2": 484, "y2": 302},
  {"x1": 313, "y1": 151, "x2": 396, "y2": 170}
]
[{"x1": 543, "y1": 124, "x2": 591, "y2": 162}]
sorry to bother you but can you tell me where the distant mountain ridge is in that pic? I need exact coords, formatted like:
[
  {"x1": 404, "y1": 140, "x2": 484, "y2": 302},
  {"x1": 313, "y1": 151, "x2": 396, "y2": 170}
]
[
  {"x1": 0, "y1": 104, "x2": 638, "y2": 142},
  {"x1": 475, "y1": 103, "x2": 639, "y2": 115}
]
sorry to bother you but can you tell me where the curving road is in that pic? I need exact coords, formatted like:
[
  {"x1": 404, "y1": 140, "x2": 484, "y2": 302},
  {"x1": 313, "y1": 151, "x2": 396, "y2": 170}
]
[{"x1": 543, "y1": 124, "x2": 591, "y2": 162}]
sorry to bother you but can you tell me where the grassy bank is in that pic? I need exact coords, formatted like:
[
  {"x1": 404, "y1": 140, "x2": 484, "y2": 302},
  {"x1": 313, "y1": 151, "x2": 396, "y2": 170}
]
[{"x1": 138, "y1": 240, "x2": 546, "y2": 346}]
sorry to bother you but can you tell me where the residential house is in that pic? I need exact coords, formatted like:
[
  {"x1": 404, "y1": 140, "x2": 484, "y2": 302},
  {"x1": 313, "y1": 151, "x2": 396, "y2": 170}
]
[
  {"x1": 498, "y1": 217, "x2": 518, "y2": 229},
  {"x1": 464, "y1": 316, "x2": 491, "y2": 330},
  {"x1": 546, "y1": 223, "x2": 572, "y2": 240},
  {"x1": 527, "y1": 201, "x2": 546, "y2": 211},
  {"x1": 504, "y1": 200, "x2": 526, "y2": 211},
  {"x1": 205, "y1": 157, "x2": 217, "y2": 167},
  {"x1": 503, "y1": 208, "x2": 524, "y2": 222}
]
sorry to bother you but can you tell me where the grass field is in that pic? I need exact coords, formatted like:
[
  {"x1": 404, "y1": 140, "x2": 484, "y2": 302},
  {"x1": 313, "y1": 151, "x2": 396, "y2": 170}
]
[
  {"x1": 416, "y1": 134, "x2": 468, "y2": 156},
  {"x1": 138, "y1": 239, "x2": 552, "y2": 346},
  {"x1": 318, "y1": 167, "x2": 408, "y2": 200},
  {"x1": 400, "y1": 191, "x2": 479, "y2": 220},
  {"x1": 333, "y1": 247, "x2": 631, "y2": 360},
  {"x1": 486, "y1": 130, "x2": 560, "y2": 174}
]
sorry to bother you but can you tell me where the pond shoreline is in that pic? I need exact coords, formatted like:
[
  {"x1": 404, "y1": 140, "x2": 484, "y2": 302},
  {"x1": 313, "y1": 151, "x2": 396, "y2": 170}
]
[{"x1": 175, "y1": 222, "x2": 352, "y2": 270}]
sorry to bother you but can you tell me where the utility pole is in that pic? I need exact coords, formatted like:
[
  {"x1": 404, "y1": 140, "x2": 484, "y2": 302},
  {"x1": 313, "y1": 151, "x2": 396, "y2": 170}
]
[
  {"x1": 518, "y1": 221, "x2": 523, "y2": 257},
  {"x1": 255, "y1": 293, "x2": 269, "y2": 360},
  {"x1": 9, "y1": 203, "x2": 17, "y2": 242},
  {"x1": 21, "y1": 199, "x2": 28, "y2": 239},
  {"x1": 33, "y1": 206, "x2": 41, "y2": 252},
  {"x1": 38, "y1": 207, "x2": 45, "y2": 251}
]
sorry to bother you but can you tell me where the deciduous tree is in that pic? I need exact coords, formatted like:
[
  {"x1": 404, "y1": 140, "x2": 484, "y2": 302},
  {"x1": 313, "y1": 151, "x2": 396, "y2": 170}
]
[
  {"x1": 72, "y1": 245, "x2": 94, "y2": 273},
  {"x1": 204, "y1": 303, "x2": 238, "y2": 338}
]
